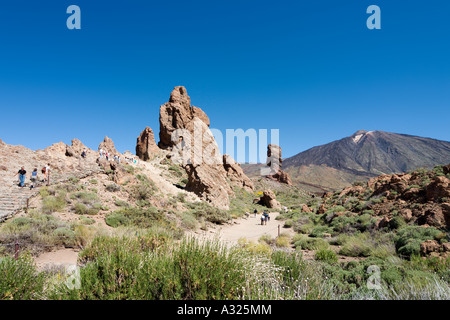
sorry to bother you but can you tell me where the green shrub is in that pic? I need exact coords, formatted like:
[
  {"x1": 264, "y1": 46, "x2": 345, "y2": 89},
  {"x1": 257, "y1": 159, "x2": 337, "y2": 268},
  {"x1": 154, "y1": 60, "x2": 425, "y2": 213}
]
[
  {"x1": 0, "y1": 257, "x2": 45, "y2": 300},
  {"x1": 52, "y1": 227, "x2": 76, "y2": 244},
  {"x1": 294, "y1": 237, "x2": 329, "y2": 250},
  {"x1": 42, "y1": 194, "x2": 66, "y2": 214},
  {"x1": 315, "y1": 249, "x2": 338, "y2": 264},
  {"x1": 186, "y1": 202, "x2": 231, "y2": 224},
  {"x1": 394, "y1": 226, "x2": 441, "y2": 258},
  {"x1": 105, "y1": 212, "x2": 129, "y2": 228},
  {"x1": 310, "y1": 225, "x2": 333, "y2": 238},
  {"x1": 74, "y1": 203, "x2": 88, "y2": 215},
  {"x1": 114, "y1": 199, "x2": 131, "y2": 207},
  {"x1": 106, "y1": 184, "x2": 121, "y2": 192}
]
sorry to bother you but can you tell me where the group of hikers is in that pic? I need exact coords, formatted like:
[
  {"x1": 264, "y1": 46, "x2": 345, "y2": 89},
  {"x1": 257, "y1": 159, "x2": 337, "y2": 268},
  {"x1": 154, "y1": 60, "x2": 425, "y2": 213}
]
[
  {"x1": 252, "y1": 209, "x2": 271, "y2": 225},
  {"x1": 14, "y1": 164, "x2": 50, "y2": 189},
  {"x1": 98, "y1": 148, "x2": 139, "y2": 165}
]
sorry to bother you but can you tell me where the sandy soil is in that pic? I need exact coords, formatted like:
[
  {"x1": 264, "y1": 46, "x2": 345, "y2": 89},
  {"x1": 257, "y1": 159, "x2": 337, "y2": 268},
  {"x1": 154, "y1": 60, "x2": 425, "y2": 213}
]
[{"x1": 35, "y1": 248, "x2": 80, "y2": 271}]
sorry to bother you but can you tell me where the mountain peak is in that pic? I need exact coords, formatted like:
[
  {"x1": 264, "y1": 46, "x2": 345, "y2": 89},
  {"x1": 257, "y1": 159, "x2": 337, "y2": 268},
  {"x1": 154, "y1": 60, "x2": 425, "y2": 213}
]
[{"x1": 352, "y1": 129, "x2": 368, "y2": 136}]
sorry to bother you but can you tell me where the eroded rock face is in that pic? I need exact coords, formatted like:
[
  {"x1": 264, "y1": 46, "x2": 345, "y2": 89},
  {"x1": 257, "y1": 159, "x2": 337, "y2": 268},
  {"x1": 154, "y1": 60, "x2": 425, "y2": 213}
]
[
  {"x1": 258, "y1": 190, "x2": 281, "y2": 209},
  {"x1": 265, "y1": 144, "x2": 292, "y2": 185},
  {"x1": 158, "y1": 86, "x2": 255, "y2": 209},
  {"x1": 99, "y1": 136, "x2": 119, "y2": 155},
  {"x1": 66, "y1": 139, "x2": 91, "y2": 158},
  {"x1": 136, "y1": 127, "x2": 160, "y2": 161},
  {"x1": 223, "y1": 154, "x2": 254, "y2": 192},
  {"x1": 159, "y1": 86, "x2": 210, "y2": 150},
  {"x1": 185, "y1": 164, "x2": 231, "y2": 210}
]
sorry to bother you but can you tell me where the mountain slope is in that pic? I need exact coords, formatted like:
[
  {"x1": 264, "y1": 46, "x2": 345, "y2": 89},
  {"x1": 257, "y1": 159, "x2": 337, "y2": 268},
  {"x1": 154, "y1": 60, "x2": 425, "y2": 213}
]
[{"x1": 284, "y1": 130, "x2": 450, "y2": 191}]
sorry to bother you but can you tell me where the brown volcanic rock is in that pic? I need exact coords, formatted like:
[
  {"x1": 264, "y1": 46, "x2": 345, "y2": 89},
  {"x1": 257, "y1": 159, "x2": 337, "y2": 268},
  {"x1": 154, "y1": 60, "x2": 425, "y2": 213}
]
[
  {"x1": 136, "y1": 127, "x2": 160, "y2": 161},
  {"x1": 265, "y1": 144, "x2": 293, "y2": 185},
  {"x1": 426, "y1": 176, "x2": 450, "y2": 201},
  {"x1": 159, "y1": 86, "x2": 209, "y2": 150},
  {"x1": 66, "y1": 139, "x2": 92, "y2": 158},
  {"x1": 420, "y1": 240, "x2": 441, "y2": 256},
  {"x1": 185, "y1": 164, "x2": 231, "y2": 210},
  {"x1": 223, "y1": 154, "x2": 254, "y2": 192},
  {"x1": 99, "y1": 136, "x2": 119, "y2": 155},
  {"x1": 258, "y1": 190, "x2": 281, "y2": 209}
]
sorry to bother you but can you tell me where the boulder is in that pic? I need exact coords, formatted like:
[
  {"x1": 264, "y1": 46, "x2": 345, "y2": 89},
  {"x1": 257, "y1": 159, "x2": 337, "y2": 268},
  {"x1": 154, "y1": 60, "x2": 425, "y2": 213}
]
[
  {"x1": 426, "y1": 176, "x2": 450, "y2": 201},
  {"x1": 258, "y1": 190, "x2": 281, "y2": 209},
  {"x1": 441, "y1": 203, "x2": 450, "y2": 229},
  {"x1": 443, "y1": 164, "x2": 450, "y2": 175},
  {"x1": 301, "y1": 204, "x2": 312, "y2": 213},
  {"x1": 399, "y1": 208, "x2": 413, "y2": 222},
  {"x1": 420, "y1": 240, "x2": 441, "y2": 256},
  {"x1": 136, "y1": 127, "x2": 160, "y2": 161}
]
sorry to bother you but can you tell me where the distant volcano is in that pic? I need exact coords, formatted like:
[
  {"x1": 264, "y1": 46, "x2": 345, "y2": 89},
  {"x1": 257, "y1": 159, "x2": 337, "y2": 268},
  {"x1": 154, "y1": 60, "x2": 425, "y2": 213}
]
[{"x1": 282, "y1": 130, "x2": 450, "y2": 192}]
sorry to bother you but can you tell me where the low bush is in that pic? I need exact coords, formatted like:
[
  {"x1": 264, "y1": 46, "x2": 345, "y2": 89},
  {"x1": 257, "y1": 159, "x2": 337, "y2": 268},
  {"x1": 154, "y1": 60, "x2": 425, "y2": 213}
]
[
  {"x1": 394, "y1": 226, "x2": 442, "y2": 258},
  {"x1": 315, "y1": 249, "x2": 338, "y2": 264}
]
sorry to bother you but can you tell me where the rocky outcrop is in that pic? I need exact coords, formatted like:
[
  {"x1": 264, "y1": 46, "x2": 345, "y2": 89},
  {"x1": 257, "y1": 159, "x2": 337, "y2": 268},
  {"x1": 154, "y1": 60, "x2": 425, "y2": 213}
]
[
  {"x1": 136, "y1": 127, "x2": 160, "y2": 161},
  {"x1": 99, "y1": 136, "x2": 119, "y2": 155},
  {"x1": 223, "y1": 154, "x2": 254, "y2": 192},
  {"x1": 159, "y1": 86, "x2": 210, "y2": 150},
  {"x1": 66, "y1": 139, "x2": 91, "y2": 158},
  {"x1": 258, "y1": 190, "x2": 281, "y2": 209},
  {"x1": 320, "y1": 164, "x2": 450, "y2": 230},
  {"x1": 185, "y1": 164, "x2": 232, "y2": 210},
  {"x1": 265, "y1": 144, "x2": 292, "y2": 185},
  {"x1": 420, "y1": 240, "x2": 450, "y2": 258},
  {"x1": 157, "y1": 86, "x2": 254, "y2": 210}
]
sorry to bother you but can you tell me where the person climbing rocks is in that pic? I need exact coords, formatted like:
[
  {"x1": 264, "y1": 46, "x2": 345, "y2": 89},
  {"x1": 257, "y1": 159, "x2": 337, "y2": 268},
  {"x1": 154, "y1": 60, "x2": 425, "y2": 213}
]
[
  {"x1": 99, "y1": 148, "x2": 104, "y2": 159},
  {"x1": 42, "y1": 163, "x2": 51, "y2": 182},
  {"x1": 81, "y1": 149, "x2": 87, "y2": 158},
  {"x1": 14, "y1": 167, "x2": 27, "y2": 187}
]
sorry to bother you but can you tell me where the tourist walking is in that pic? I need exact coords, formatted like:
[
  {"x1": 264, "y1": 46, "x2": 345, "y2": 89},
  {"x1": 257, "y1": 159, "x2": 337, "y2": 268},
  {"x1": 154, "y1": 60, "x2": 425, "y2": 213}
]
[
  {"x1": 14, "y1": 167, "x2": 27, "y2": 187},
  {"x1": 254, "y1": 209, "x2": 258, "y2": 218},
  {"x1": 30, "y1": 168, "x2": 38, "y2": 189}
]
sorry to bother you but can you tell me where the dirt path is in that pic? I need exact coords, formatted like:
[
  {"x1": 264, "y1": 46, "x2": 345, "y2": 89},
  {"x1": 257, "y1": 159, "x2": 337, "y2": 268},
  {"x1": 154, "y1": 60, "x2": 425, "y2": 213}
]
[{"x1": 191, "y1": 212, "x2": 293, "y2": 246}]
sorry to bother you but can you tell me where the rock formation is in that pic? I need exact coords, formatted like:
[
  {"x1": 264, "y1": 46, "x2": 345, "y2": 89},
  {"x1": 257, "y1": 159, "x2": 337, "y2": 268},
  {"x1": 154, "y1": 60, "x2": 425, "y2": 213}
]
[
  {"x1": 258, "y1": 190, "x2": 281, "y2": 209},
  {"x1": 99, "y1": 136, "x2": 119, "y2": 155},
  {"x1": 320, "y1": 164, "x2": 450, "y2": 230},
  {"x1": 157, "y1": 86, "x2": 253, "y2": 210},
  {"x1": 265, "y1": 144, "x2": 292, "y2": 185},
  {"x1": 136, "y1": 127, "x2": 160, "y2": 161},
  {"x1": 158, "y1": 86, "x2": 210, "y2": 150},
  {"x1": 223, "y1": 154, "x2": 254, "y2": 192}
]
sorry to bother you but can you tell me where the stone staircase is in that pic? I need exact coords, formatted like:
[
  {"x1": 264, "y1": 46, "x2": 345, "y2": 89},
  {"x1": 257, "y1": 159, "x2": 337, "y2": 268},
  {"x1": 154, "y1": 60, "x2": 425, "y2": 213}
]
[{"x1": 0, "y1": 186, "x2": 40, "y2": 223}]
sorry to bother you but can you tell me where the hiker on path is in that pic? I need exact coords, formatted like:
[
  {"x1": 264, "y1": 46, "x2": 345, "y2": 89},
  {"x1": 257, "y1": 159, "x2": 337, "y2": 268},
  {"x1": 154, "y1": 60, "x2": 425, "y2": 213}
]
[
  {"x1": 43, "y1": 163, "x2": 51, "y2": 182},
  {"x1": 260, "y1": 214, "x2": 265, "y2": 225},
  {"x1": 263, "y1": 210, "x2": 269, "y2": 225},
  {"x1": 30, "y1": 168, "x2": 38, "y2": 189},
  {"x1": 254, "y1": 209, "x2": 258, "y2": 218},
  {"x1": 14, "y1": 167, "x2": 27, "y2": 187}
]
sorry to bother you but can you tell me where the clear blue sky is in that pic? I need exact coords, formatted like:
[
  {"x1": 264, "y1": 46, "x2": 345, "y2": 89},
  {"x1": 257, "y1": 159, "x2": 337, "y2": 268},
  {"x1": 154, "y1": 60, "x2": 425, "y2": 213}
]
[{"x1": 0, "y1": 1, "x2": 449, "y2": 161}]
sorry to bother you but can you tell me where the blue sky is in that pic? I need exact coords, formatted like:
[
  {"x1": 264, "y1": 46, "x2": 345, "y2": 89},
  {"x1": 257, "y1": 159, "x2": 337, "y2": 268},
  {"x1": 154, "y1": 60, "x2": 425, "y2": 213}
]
[{"x1": 0, "y1": 1, "x2": 449, "y2": 161}]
